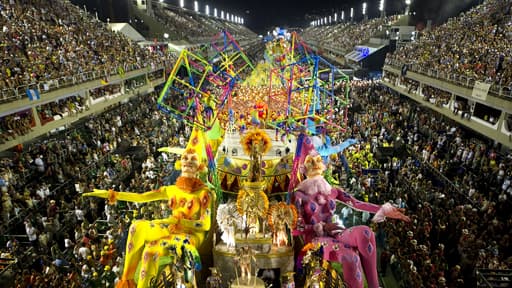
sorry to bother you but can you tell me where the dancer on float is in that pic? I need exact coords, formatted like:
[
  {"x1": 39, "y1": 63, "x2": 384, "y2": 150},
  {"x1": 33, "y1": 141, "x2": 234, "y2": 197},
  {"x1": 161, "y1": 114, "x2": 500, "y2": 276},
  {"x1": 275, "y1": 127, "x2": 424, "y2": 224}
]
[
  {"x1": 84, "y1": 147, "x2": 214, "y2": 288},
  {"x1": 292, "y1": 135, "x2": 410, "y2": 288}
]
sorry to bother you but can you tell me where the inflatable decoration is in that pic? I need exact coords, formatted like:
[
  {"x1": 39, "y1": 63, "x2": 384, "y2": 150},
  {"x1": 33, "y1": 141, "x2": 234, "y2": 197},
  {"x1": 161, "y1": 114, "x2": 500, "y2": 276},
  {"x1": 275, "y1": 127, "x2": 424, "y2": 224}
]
[
  {"x1": 291, "y1": 135, "x2": 410, "y2": 288},
  {"x1": 84, "y1": 146, "x2": 215, "y2": 288}
]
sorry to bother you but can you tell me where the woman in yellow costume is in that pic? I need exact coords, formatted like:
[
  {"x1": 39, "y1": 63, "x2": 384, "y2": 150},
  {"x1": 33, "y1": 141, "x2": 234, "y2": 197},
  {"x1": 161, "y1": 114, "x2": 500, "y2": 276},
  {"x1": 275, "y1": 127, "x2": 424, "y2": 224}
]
[{"x1": 83, "y1": 148, "x2": 214, "y2": 288}]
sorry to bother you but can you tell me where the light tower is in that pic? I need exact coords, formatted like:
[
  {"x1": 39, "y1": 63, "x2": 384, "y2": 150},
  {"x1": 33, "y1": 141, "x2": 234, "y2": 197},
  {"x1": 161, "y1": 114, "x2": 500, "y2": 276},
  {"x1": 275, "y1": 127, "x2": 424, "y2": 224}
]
[
  {"x1": 379, "y1": 0, "x2": 385, "y2": 18},
  {"x1": 362, "y1": 2, "x2": 367, "y2": 21},
  {"x1": 405, "y1": 0, "x2": 412, "y2": 15}
]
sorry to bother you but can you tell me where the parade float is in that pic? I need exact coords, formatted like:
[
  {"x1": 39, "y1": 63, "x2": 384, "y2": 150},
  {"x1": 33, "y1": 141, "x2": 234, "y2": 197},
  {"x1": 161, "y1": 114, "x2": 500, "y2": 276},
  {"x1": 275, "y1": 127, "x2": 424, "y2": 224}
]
[{"x1": 85, "y1": 29, "x2": 410, "y2": 288}]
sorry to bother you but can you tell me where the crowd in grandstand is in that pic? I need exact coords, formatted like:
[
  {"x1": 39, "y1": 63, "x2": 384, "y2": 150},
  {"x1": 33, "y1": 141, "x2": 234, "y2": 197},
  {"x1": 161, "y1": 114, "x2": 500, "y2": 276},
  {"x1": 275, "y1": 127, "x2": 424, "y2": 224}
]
[
  {"x1": 0, "y1": 0, "x2": 511, "y2": 287},
  {"x1": 1, "y1": 93, "x2": 186, "y2": 287},
  {"x1": 152, "y1": 3, "x2": 256, "y2": 42},
  {"x1": 385, "y1": 0, "x2": 512, "y2": 91},
  {"x1": 303, "y1": 15, "x2": 399, "y2": 53},
  {"x1": 347, "y1": 80, "x2": 512, "y2": 287},
  {"x1": 0, "y1": 0, "x2": 173, "y2": 102}
]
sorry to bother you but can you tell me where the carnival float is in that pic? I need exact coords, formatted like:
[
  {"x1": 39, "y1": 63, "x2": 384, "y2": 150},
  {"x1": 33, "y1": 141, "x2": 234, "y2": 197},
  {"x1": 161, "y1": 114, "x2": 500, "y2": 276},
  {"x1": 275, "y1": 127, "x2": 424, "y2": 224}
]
[{"x1": 84, "y1": 28, "x2": 410, "y2": 288}]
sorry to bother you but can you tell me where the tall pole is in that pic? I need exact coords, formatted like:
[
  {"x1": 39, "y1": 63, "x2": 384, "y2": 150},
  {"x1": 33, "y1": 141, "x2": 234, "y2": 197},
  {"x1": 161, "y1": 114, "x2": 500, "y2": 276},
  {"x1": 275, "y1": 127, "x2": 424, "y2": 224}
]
[
  {"x1": 380, "y1": 0, "x2": 386, "y2": 18},
  {"x1": 405, "y1": 0, "x2": 412, "y2": 15}
]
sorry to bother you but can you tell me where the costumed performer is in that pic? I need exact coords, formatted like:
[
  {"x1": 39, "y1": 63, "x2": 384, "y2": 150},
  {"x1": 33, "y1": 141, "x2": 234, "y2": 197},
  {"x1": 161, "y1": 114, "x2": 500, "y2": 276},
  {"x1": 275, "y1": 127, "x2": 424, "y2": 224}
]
[
  {"x1": 293, "y1": 149, "x2": 410, "y2": 288},
  {"x1": 83, "y1": 148, "x2": 214, "y2": 288}
]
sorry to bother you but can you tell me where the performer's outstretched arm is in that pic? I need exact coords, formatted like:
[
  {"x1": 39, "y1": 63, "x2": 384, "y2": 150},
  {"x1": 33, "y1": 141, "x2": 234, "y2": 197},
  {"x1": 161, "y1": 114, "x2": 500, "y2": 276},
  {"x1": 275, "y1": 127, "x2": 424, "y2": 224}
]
[
  {"x1": 332, "y1": 187, "x2": 410, "y2": 222},
  {"x1": 332, "y1": 188, "x2": 381, "y2": 214},
  {"x1": 83, "y1": 187, "x2": 175, "y2": 203}
]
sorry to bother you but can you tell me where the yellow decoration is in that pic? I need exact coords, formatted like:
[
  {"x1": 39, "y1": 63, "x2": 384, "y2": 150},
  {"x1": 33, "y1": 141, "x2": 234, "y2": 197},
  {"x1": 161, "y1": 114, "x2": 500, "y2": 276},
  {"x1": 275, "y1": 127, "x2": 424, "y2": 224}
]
[
  {"x1": 107, "y1": 189, "x2": 117, "y2": 205},
  {"x1": 174, "y1": 160, "x2": 182, "y2": 171},
  {"x1": 236, "y1": 185, "x2": 269, "y2": 218},
  {"x1": 267, "y1": 202, "x2": 298, "y2": 247},
  {"x1": 267, "y1": 202, "x2": 298, "y2": 231},
  {"x1": 240, "y1": 129, "x2": 272, "y2": 155}
]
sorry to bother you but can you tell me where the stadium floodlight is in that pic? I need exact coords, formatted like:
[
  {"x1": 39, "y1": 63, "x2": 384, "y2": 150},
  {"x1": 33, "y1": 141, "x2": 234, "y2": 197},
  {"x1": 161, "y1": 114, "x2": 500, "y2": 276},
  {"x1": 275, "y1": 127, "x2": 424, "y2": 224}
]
[
  {"x1": 329, "y1": 16, "x2": 332, "y2": 24},
  {"x1": 379, "y1": 0, "x2": 386, "y2": 17},
  {"x1": 221, "y1": 10, "x2": 224, "y2": 19},
  {"x1": 214, "y1": 8, "x2": 217, "y2": 17},
  {"x1": 405, "y1": 0, "x2": 411, "y2": 15},
  {"x1": 227, "y1": 12, "x2": 230, "y2": 21},
  {"x1": 241, "y1": 18, "x2": 244, "y2": 25},
  {"x1": 362, "y1": 2, "x2": 367, "y2": 15},
  {"x1": 163, "y1": 33, "x2": 169, "y2": 39},
  {"x1": 194, "y1": 1, "x2": 198, "y2": 12},
  {"x1": 180, "y1": 0, "x2": 184, "y2": 8},
  {"x1": 324, "y1": 17, "x2": 327, "y2": 24},
  {"x1": 341, "y1": 10, "x2": 345, "y2": 20},
  {"x1": 159, "y1": 0, "x2": 163, "y2": 2},
  {"x1": 334, "y1": 13, "x2": 337, "y2": 22},
  {"x1": 205, "y1": 5, "x2": 209, "y2": 15},
  {"x1": 350, "y1": 7, "x2": 354, "y2": 18}
]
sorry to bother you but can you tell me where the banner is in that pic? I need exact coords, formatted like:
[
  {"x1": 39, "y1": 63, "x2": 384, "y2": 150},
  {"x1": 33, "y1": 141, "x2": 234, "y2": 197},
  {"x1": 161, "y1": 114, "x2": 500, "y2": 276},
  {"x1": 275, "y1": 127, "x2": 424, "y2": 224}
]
[
  {"x1": 26, "y1": 89, "x2": 40, "y2": 101},
  {"x1": 472, "y1": 81, "x2": 491, "y2": 101}
]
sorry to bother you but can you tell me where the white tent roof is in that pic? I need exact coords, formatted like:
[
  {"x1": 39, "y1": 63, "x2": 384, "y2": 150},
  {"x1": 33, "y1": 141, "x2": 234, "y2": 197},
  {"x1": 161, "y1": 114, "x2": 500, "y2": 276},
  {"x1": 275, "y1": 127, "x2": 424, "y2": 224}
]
[{"x1": 108, "y1": 23, "x2": 145, "y2": 42}]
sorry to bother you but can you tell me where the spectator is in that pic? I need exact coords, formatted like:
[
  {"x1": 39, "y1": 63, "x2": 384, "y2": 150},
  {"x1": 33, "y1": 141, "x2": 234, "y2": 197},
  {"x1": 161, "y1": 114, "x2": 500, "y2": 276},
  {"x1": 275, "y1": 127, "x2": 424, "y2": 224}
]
[{"x1": 25, "y1": 220, "x2": 39, "y2": 251}]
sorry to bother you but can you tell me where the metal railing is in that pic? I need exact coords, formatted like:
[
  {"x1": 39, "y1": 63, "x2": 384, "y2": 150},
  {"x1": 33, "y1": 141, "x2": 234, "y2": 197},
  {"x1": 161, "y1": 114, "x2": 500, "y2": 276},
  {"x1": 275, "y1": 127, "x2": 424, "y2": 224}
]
[
  {"x1": 476, "y1": 269, "x2": 512, "y2": 287},
  {"x1": 385, "y1": 59, "x2": 512, "y2": 100},
  {"x1": 0, "y1": 63, "x2": 164, "y2": 104}
]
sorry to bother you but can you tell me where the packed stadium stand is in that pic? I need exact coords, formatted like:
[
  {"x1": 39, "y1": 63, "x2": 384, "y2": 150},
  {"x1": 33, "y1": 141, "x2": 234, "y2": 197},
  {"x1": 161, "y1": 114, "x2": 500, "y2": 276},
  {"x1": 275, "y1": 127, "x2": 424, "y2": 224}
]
[{"x1": 0, "y1": 0, "x2": 510, "y2": 287}]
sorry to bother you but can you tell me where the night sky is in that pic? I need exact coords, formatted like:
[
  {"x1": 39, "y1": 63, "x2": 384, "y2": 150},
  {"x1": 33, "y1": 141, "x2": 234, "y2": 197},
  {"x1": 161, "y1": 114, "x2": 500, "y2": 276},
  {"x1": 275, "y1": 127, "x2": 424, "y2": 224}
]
[{"x1": 74, "y1": 0, "x2": 482, "y2": 35}]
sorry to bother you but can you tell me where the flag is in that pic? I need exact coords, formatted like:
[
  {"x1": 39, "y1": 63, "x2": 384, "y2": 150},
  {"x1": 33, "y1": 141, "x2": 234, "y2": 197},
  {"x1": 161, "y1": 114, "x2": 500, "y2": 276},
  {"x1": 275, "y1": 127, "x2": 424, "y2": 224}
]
[{"x1": 26, "y1": 89, "x2": 40, "y2": 101}]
